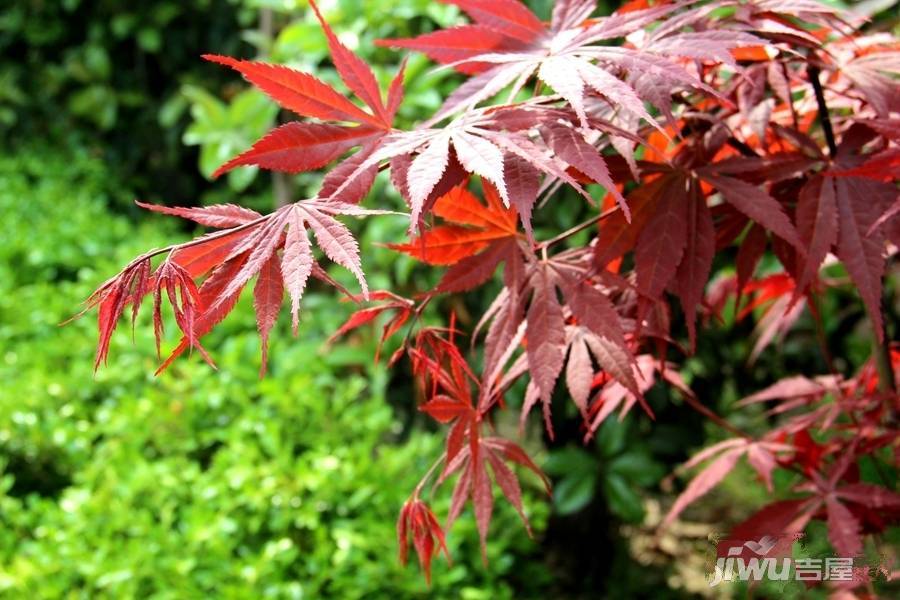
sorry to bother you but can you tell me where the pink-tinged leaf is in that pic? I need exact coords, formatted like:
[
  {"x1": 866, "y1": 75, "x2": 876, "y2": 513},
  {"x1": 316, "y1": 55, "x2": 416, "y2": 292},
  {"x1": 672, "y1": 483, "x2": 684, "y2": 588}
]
[
  {"x1": 771, "y1": 124, "x2": 826, "y2": 161},
  {"x1": 436, "y1": 238, "x2": 513, "y2": 293},
  {"x1": 135, "y1": 201, "x2": 261, "y2": 229},
  {"x1": 390, "y1": 153, "x2": 413, "y2": 201},
  {"x1": 869, "y1": 195, "x2": 900, "y2": 237},
  {"x1": 482, "y1": 437, "x2": 550, "y2": 493},
  {"x1": 566, "y1": 334, "x2": 593, "y2": 417},
  {"x1": 386, "y1": 58, "x2": 407, "y2": 120},
  {"x1": 860, "y1": 118, "x2": 900, "y2": 141},
  {"x1": 483, "y1": 300, "x2": 523, "y2": 388},
  {"x1": 584, "y1": 333, "x2": 641, "y2": 403},
  {"x1": 447, "y1": 460, "x2": 473, "y2": 529},
  {"x1": 766, "y1": 61, "x2": 791, "y2": 108},
  {"x1": 598, "y1": 49, "x2": 710, "y2": 119},
  {"x1": 281, "y1": 207, "x2": 313, "y2": 335},
  {"x1": 635, "y1": 183, "x2": 688, "y2": 301},
  {"x1": 94, "y1": 277, "x2": 129, "y2": 369},
  {"x1": 253, "y1": 253, "x2": 284, "y2": 376},
  {"x1": 544, "y1": 123, "x2": 628, "y2": 217},
  {"x1": 156, "y1": 253, "x2": 250, "y2": 374},
  {"x1": 299, "y1": 205, "x2": 368, "y2": 297},
  {"x1": 484, "y1": 130, "x2": 593, "y2": 205},
  {"x1": 648, "y1": 31, "x2": 766, "y2": 66},
  {"x1": 538, "y1": 56, "x2": 587, "y2": 126},
  {"x1": 152, "y1": 280, "x2": 176, "y2": 363},
  {"x1": 433, "y1": 62, "x2": 527, "y2": 121},
  {"x1": 829, "y1": 147, "x2": 900, "y2": 181},
  {"x1": 732, "y1": 499, "x2": 818, "y2": 558},
  {"x1": 661, "y1": 446, "x2": 745, "y2": 529},
  {"x1": 699, "y1": 174, "x2": 801, "y2": 249},
  {"x1": 735, "y1": 224, "x2": 767, "y2": 295},
  {"x1": 526, "y1": 267, "x2": 566, "y2": 404},
  {"x1": 472, "y1": 453, "x2": 494, "y2": 558},
  {"x1": 552, "y1": 0, "x2": 595, "y2": 31},
  {"x1": 795, "y1": 176, "x2": 837, "y2": 295},
  {"x1": 674, "y1": 188, "x2": 715, "y2": 350},
  {"x1": 216, "y1": 213, "x2": 287, "y2": 308},
  {"x1": 825, "y1": 498, "x2": 862, "y2": 558},
  {"x1": 214, "y1": 122, "x2": 380, "y2": 177},
  {"x1": 154, "y1": 261, "x2": 206, "y2": 361},
  {"x1": 503, "y1": 153, "x2": 540, "y2": 242},
  {"x1": 319, "y1": 141, "x2": 382, "y2": 204},
  {"x1": 594, "y1": 173, "x2": 667, "y2": 269},
  {"x1": 563, "y1": 278, "x2": 629, "y2": 359},
  {"x1": 737, "y1": 376, "x2": 830, "y2": 406},
  {"x1": 308, "y1": 0, "x2": 388, "y2": 125},
  {"x1": 842, "y1": 52, "x2": 900, "y2": 118},
  {"x1": 746, "y1": 444, "x2": 777, "y2": 492},
  {"x1": 834, "y1": 177, "x2": 888, "y2": 342},
  {"x1": 448, "y1": 0, "x2": 544, "y2": 43},
  {"x1": 486, "y1": 449, "x2": 531, "y2": 535},
  {"x1": 203, "y1": 54, "x2": 381, "y2": 127},
  {"x1": 128, "y1": 259, "x2": 151, "y2": 333},
  {"x1": 730, "y1": 499, "x2": 814, "y2": 556},
  {"x1": 748, "y1": 296, "x2": 805, "y2": 364},
  {"x1": 446, "y1": 419, "x2": 469, "y2": 467},
  {"x1": 397, "y1": 498, "x2": 449, "y2": 585},
  {"x1": 426, "y1": 154, "x2": 470, "y2": 215},
  {"x1": 753, "y1": 0, "x2": 842, "y2": 15},
  {"x1": 710, "y1": 153, "x2": 819, "y2": 183},
  {"x1": 581, "y1": 4, "x2": 677, "y2": 42},
  {"x1": 408, "y1": 134, "x2": 451, "y2": 226},
  {"x1": 451, "y1": 131, "x2": 509, "y2": 205},
  {"x1": 837, "y1": 483, "x2": 900, "y2": 509},
  {"x1": 577, "y1": 61, "x2": 657, "y2": 129},
  {"x1": 678, "y1": 439, "x2": 747, "y2": 472},
  {"x1": 190, "y1": 254, "x2": 250, "y2": 332}
]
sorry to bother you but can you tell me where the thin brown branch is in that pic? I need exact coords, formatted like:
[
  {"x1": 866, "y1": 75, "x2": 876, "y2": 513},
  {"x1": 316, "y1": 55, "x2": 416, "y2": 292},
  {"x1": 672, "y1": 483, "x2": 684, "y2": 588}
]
[{"x1": 540, "y1": 204, "x2": 620, "y2": 249}]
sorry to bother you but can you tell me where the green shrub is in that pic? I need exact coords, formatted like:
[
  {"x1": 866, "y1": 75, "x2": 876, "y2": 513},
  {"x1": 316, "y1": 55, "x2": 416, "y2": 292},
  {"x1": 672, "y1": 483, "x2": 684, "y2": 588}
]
[{"x1": 0, "y1": 148, "x2": 552, "y2": 598}]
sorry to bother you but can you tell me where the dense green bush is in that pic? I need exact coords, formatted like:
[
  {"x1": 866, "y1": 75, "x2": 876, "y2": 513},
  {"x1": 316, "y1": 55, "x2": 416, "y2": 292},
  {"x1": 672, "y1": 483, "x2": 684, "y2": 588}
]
[
  {"x1": 0, "y1": 0, "x2": 256, "y2": 202},
  {"x1": 0, "y1": 149, "x2": 552, "y2": 598}
]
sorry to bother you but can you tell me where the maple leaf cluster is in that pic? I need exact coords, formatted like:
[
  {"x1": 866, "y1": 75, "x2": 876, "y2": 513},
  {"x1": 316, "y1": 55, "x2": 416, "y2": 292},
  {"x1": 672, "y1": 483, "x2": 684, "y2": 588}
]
[{"x1": 81, "y1": 0, "x2": 899, "y2": 590}]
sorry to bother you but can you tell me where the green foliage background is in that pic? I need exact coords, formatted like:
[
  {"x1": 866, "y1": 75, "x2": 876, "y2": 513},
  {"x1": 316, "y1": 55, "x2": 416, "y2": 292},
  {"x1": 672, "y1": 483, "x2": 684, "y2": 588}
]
[{"x1": 0, "y1": 149, "x2": 554, "y2": 597}]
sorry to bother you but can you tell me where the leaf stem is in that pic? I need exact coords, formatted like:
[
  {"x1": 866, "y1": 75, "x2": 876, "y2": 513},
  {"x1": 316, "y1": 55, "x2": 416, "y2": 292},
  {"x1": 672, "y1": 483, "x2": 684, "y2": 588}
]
[
  {"x1": 414, "y1": 451, "x2": 446, "y2": 497},
  {"x1": 678, "y1": 389, "x2": 750, "y2": 440},
  {"x1": 807, "y1": 63, "x2": 837, "y2": 158},
  {"x1": 873, "y1": 304, "x2": 896, "y2": 395}
]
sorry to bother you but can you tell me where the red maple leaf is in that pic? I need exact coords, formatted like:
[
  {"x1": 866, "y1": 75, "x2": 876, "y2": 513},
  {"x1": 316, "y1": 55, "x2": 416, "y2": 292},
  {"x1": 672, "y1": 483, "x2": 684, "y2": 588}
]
[{"x1": 202, "y1": 0, "x2": 404, "y2": 205}]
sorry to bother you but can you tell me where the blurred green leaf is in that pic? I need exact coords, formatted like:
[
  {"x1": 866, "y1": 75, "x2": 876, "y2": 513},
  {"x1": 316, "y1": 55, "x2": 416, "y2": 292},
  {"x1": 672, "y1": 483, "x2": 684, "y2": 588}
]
[{"x1": 602, "y1": 473, "x2": 644, "y2": 523}]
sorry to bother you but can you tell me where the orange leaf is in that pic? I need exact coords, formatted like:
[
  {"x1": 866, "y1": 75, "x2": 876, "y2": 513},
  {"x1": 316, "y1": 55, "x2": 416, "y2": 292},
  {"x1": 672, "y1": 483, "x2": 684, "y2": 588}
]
[
  {"x1": 389, "y1": 185, "x2": 519, "y2": 265},
  {"x1": 730, "y1": 45, "x2": 775, "y2": 62}
]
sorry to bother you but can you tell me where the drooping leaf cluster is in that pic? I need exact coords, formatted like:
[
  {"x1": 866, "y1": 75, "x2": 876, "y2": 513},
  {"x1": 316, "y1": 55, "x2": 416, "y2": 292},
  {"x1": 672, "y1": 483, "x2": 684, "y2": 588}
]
[{"x1": 81, "y1": 0, "x2": 899, "y2": 589}]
